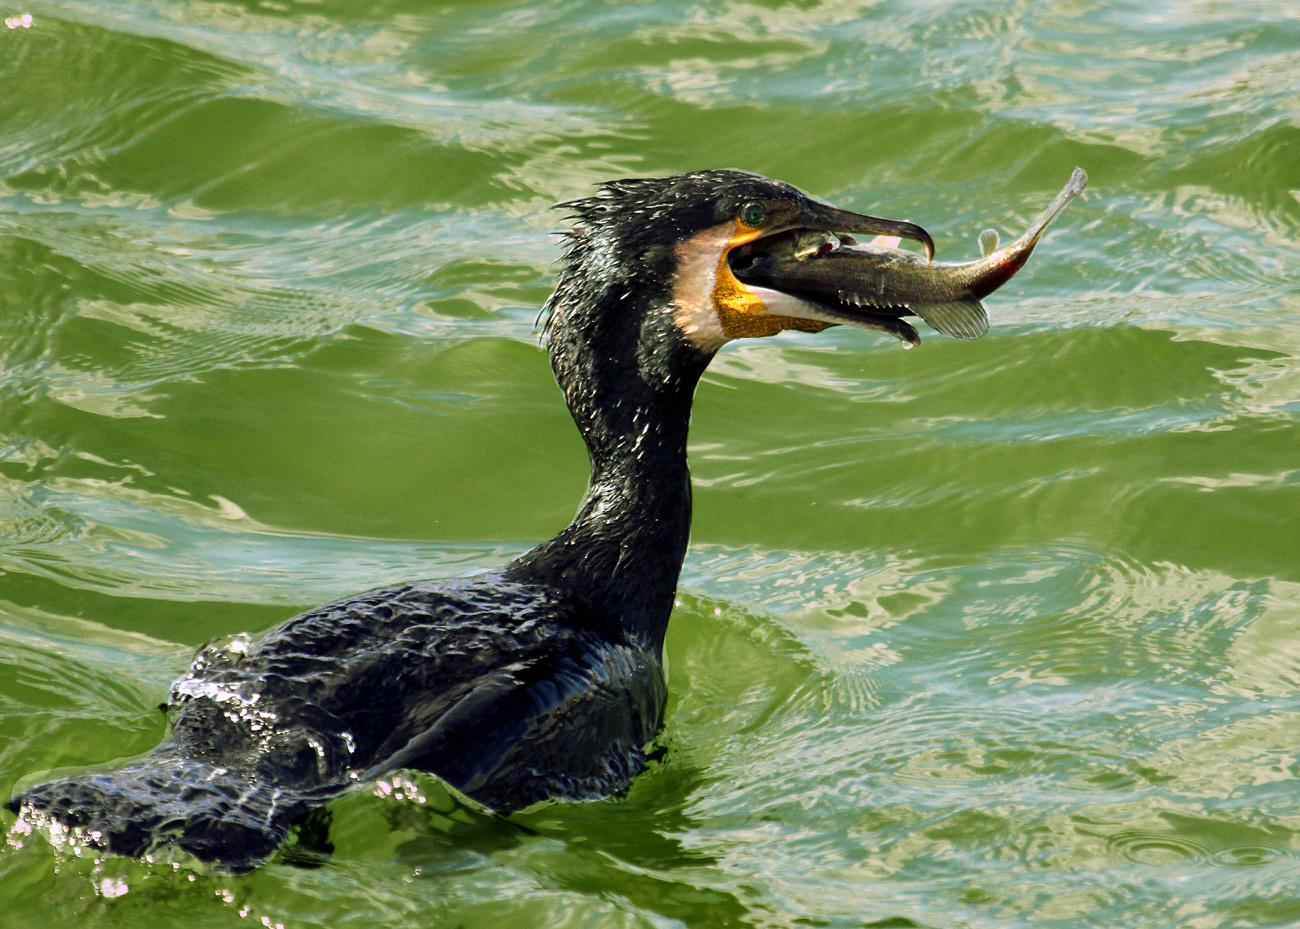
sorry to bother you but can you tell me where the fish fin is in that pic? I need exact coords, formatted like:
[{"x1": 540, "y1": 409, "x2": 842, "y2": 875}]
[
  {"x1": 911, "y1": 298, "x2": 989, "y2": 340},
  {"x1": 869, "y1": 234, "x2": 902, "y2": 248},
  {"x1": 978, "y1": 229, "x2": 999, "y2": 258}
]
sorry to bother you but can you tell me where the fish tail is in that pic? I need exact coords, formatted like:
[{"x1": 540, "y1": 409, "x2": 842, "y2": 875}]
[{"x1": 1012, "y1": 167, "x2": 1088, "y2": 254}]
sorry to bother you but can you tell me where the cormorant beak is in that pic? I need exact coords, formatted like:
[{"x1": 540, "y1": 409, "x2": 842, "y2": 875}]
[
  {"x1": 772, "y1": 201, "x2": 934, "y2": 263},
  {"x1": 723, "y1": 168, "x2": 1085, "y2": 347},
  {"x1": 719, "y1": 200, "x2": 937, "y2": 346}
]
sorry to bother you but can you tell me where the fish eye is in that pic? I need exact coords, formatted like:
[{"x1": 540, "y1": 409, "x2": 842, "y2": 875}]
[{"x1": 740, "y1": 203, "x2": 767, "y2": 227}]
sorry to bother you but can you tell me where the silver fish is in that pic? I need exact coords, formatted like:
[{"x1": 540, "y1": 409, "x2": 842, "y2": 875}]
[{"x1": 732, "y1": 168, "x2": 1087, "y2": 344}]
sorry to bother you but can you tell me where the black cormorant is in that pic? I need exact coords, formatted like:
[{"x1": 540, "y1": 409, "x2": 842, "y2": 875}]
[{"x1": 8, "y1": 168, "x2": 1068, "y2": 873}]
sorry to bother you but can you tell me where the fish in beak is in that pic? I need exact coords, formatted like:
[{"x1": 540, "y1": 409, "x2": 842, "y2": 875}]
[{"x1": 729, "y1": 168, "x2": 1087, "y2": 347}]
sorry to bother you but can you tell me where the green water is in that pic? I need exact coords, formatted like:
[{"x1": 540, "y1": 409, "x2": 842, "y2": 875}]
[{"x1": 2, "y1": 0, "x2": 1299, "y2": 926}]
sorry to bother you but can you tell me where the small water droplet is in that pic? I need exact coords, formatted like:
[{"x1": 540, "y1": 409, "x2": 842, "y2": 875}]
[{"x1": 98, "y1": 877, "x2": 130, "y2": 898}]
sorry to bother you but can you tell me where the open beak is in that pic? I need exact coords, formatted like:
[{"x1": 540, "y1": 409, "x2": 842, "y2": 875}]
[{"x1": 727, "y1": 199, "x2": 938, "y2": 346}]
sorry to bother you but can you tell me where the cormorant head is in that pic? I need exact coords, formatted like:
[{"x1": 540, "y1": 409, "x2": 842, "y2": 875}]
[{"x1": 543, "y1": 169, "x2": 936, "y2": 363}]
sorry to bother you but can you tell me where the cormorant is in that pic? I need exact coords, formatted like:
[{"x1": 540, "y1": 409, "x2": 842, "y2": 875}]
[{"x1": 7, "y1": 169, "x2": 1071, "y2": 873}]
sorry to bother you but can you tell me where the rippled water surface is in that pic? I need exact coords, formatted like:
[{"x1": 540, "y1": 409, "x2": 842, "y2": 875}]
[{"x1": 3, "y1": 1, "x2": 1300, "y2": 926}]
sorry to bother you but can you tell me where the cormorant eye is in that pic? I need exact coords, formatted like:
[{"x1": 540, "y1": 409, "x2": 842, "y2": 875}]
[{"x1": 740, "y1": 203, "x2": 767, "y2": 227}]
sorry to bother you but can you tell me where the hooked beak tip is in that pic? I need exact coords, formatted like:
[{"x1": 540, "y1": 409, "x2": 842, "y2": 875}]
[
  {"x1": 902, "y1": 221, "x2": 934, "y2": 263},
  {"x1": 886, "y1": 219, "x2": 934, "y2": 264}
]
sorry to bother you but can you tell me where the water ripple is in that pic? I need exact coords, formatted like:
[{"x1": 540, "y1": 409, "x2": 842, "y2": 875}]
[{"x1": 1110, "y1": 830, "x2": 1214, "y2": 866}]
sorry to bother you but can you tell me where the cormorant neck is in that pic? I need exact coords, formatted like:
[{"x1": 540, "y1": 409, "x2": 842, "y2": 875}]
[{"x1": 509, "y1": 293, "x2": 714, "y2": 651}]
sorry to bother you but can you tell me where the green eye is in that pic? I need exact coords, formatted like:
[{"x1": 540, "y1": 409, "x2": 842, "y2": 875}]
[{"x1": 741, "y1": 203, "x2": 766, "y2": 227}]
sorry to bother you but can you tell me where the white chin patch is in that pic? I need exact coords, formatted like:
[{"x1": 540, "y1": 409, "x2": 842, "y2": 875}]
[
  {"x1": 673, "y1": 298, "x2": 729, "y2": 353},
  {"x1": 669, "y1": 226, "x2": 734, "y2": 353}
]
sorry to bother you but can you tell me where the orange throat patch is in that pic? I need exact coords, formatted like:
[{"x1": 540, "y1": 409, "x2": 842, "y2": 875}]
[
  {"x1": 712, "y1": 244, "x2": 831, "y2": 340},
  {"x1": 670, "y1": 221, "x2": 831, "y2": 353}
]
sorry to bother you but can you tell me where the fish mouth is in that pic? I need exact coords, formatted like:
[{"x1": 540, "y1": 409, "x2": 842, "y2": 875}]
[{"x1": 728, "y1": 228, "x2": 932, "y2": 346}]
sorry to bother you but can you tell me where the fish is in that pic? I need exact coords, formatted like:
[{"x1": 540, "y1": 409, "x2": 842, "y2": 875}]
[{"x1": 730, "y1": 167, "x2": 1088, "y2": 345}]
